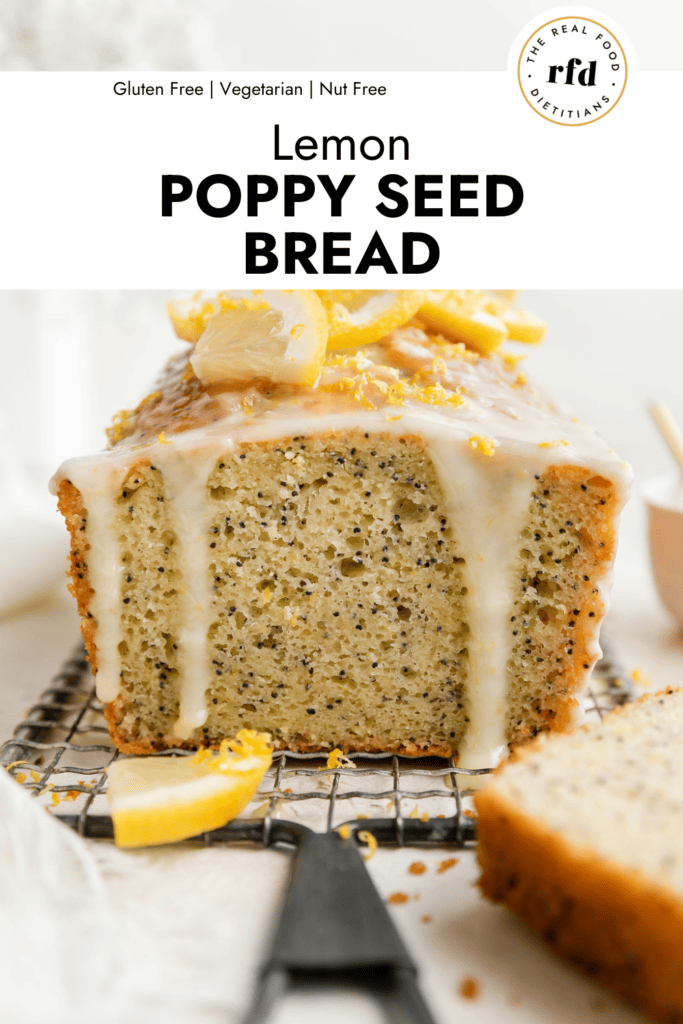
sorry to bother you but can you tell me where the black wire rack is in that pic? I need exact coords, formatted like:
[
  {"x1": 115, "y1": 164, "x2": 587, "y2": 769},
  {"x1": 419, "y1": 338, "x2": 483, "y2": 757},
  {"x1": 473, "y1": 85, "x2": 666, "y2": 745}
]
[{"x1": 0, "y1": 641, "x2": 634, "y2": 850}]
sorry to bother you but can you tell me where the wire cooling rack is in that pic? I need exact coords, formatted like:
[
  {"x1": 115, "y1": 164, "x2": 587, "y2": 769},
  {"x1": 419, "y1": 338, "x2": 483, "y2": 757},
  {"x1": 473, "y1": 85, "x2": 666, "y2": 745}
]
[{"x1": 0, "y1": 641, "x2": 634, "y2": 849}]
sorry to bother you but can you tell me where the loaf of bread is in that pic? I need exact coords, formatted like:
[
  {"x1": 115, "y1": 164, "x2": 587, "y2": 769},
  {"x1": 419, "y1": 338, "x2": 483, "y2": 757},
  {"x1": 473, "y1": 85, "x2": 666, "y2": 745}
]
[
  {"x1": 51, "y1": 290, "x2": 631, "y2": 767},
  {"x1": 476, "y1": 688, "x2": 683, "y2": 1022}
]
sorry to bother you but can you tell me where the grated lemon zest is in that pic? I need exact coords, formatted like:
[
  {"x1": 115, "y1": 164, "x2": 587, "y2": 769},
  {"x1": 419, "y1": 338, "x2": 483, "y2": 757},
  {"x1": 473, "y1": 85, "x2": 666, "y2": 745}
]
[
  {"x1": 337, "y1": 824, "x2": 351, "y2": 840},
  {"x1": 325, "y1": 748, "x2": 354, "y2": 770},
  {"x1": 631, "y1": 668, "x2": 651, "y2": 687},
  {"x1": 106, "y1": 408, "x2": 136, "y2": 447},
  {"x1": 469, "y1": 435, "x2": 497, "y2": 457},
  {"x1": 538, "y1": 440, "x2": 570, "y2": 448},
  {"x1": 358, "y1": 830, "x2": 378, "y2": 860},
  {"x1": 158, "y1": 431, "x2": 172, "y2": 444}
]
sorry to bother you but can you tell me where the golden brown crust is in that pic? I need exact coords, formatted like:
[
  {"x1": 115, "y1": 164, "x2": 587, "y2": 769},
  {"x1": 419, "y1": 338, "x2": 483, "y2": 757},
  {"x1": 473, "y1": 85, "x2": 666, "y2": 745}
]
[
  {"x1": 475, "y1": 690, "x2": 683, "y2": 1023},
  {"x1": 56, "y1": 478, "x2": 99, "y2": 673},
  {"x1": 506, "y1": 464, "x2": 622, "y2": 748},
  {"x1": 103, "y1": 696, "x2": 455, "y2": 757}
]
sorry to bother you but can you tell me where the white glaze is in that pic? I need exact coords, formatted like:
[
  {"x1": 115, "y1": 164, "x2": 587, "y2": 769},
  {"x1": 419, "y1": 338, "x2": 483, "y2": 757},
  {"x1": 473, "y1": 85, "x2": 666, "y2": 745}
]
[
  {"x1": 52, "y1": 339, "x2": 632, "y2": 764},
  {"x1": 428, "y1": 443, "x2": 536, "y2": 769},
  {"x1": 151, "y1": 443, "x2": 231, "y2": 739},
  {"x1": 57, "y1": 458, "x2": 129, "y2": 702}
]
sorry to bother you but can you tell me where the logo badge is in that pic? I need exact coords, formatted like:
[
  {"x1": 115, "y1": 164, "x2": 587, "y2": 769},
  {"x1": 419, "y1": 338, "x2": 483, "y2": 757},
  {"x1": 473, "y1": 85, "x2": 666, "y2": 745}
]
[{"x1": 518, "y1": 16, "x2": 627, "y2": 125}]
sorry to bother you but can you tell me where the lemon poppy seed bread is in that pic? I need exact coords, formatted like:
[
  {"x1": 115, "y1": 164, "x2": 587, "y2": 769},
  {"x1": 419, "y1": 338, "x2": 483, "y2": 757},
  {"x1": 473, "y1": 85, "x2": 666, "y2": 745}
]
[
  {"x1": 475, "y1": 688, "x2": 683, "y2": 1022},
  {"x1": 52, "y1": 291, "x2": 631, "y2": 766}
]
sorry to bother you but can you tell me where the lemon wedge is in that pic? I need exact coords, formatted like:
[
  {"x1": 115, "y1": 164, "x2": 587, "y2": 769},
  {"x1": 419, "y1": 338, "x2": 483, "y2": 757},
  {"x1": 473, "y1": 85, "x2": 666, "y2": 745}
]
[
  {"x1": 169, "y1": 291, "x2": 329, "y2": 387},
  {"x1": 106, "y1": 729, "x2": 272, "y2": 848},
  {"x1": 317, "y1": 290, "x2": 424, "y2": 351}
]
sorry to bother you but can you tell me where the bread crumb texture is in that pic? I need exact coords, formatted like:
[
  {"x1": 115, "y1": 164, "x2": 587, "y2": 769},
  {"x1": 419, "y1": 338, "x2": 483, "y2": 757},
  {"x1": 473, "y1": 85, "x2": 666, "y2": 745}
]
[{"x1": 476, "y1": 688, "x2": 683, "y2": 1023}]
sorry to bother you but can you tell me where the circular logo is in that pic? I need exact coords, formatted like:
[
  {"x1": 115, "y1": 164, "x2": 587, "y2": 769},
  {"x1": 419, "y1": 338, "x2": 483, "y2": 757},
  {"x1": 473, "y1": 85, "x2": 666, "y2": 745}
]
[{"x1": 518, "y1": 17, "x2": 627, "y2": 125}]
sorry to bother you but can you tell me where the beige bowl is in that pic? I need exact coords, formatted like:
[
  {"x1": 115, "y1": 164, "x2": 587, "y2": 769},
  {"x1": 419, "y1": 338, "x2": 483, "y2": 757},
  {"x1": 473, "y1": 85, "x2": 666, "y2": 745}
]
[{"x1": 644, "y1": 474, "x2": 683, "y2": 624}]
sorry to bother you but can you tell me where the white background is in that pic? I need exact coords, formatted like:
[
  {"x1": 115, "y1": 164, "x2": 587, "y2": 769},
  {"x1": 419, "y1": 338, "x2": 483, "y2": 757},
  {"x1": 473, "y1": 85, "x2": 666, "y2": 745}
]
[{"x1": 0, "y1": 68, "x2": 681, "y2": 287}]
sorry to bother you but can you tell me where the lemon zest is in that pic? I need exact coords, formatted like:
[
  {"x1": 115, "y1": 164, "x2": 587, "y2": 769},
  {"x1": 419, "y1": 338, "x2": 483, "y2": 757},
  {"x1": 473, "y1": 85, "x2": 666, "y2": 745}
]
[
  {"x1": 325, "y1": 748, "x2": 354, "y2": 770},
  {"x1": 358, "y1": 830, "x2": 378, "y2": 861},
  {"x1": 469, "y1": 435, "x2": 497, "y2": 457}
]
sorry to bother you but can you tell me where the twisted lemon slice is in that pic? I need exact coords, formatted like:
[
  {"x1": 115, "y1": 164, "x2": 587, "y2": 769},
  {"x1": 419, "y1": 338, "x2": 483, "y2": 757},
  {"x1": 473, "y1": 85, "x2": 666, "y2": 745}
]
[
  {"x1": 317, "y1": 290, "x2": 424, "y2": 351},
  {"x1": 418, "y1": 291, "x2": 546, "y2": 354},
  {"x1": 106, "y1": 730, "x2": 272, "y2": 848},
  {"x1": 169, "y1": 291, "x2": 329, "y2": 387}
]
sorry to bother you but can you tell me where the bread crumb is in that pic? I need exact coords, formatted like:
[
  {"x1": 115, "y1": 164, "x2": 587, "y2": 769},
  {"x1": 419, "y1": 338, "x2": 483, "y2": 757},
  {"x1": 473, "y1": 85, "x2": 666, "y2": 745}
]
[
  {"x1": 409, "y1": 861, "x2": 427, "y2": 875},
  {"x1": 459, "y1": 976, "x2": 481, "y2": 1000},
  {"x1": 437, "y1": 857, "x2": 459, "y2": 874},
  {"x1": 421, "y1": 914, "x2": 433, "y2": 924},
  {"x1": 388, "y1": 892, "x2": 409, "y2": 905}
]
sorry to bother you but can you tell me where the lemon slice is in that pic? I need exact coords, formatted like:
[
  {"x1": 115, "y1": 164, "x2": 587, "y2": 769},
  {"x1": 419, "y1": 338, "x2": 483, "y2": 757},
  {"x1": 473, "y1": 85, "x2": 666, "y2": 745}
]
[
  {"x1": 317, "y1": 290, "x2": 424, "y2": 351},
  {"x1": 106, "y1": 730, "x2": 272, "y2": 848},
  {"x1": 169, "y1": 291, "x2": 329, "y2": 387},
  {"x1": 168, "y1": 293, "x2": 222, "y2": 344},
  {"x1": 499, "y1": 306, "x2": 547, "y2": 345},
  {"x1": 418, "y1": 291, "x2": 508, "y2": 355}
]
